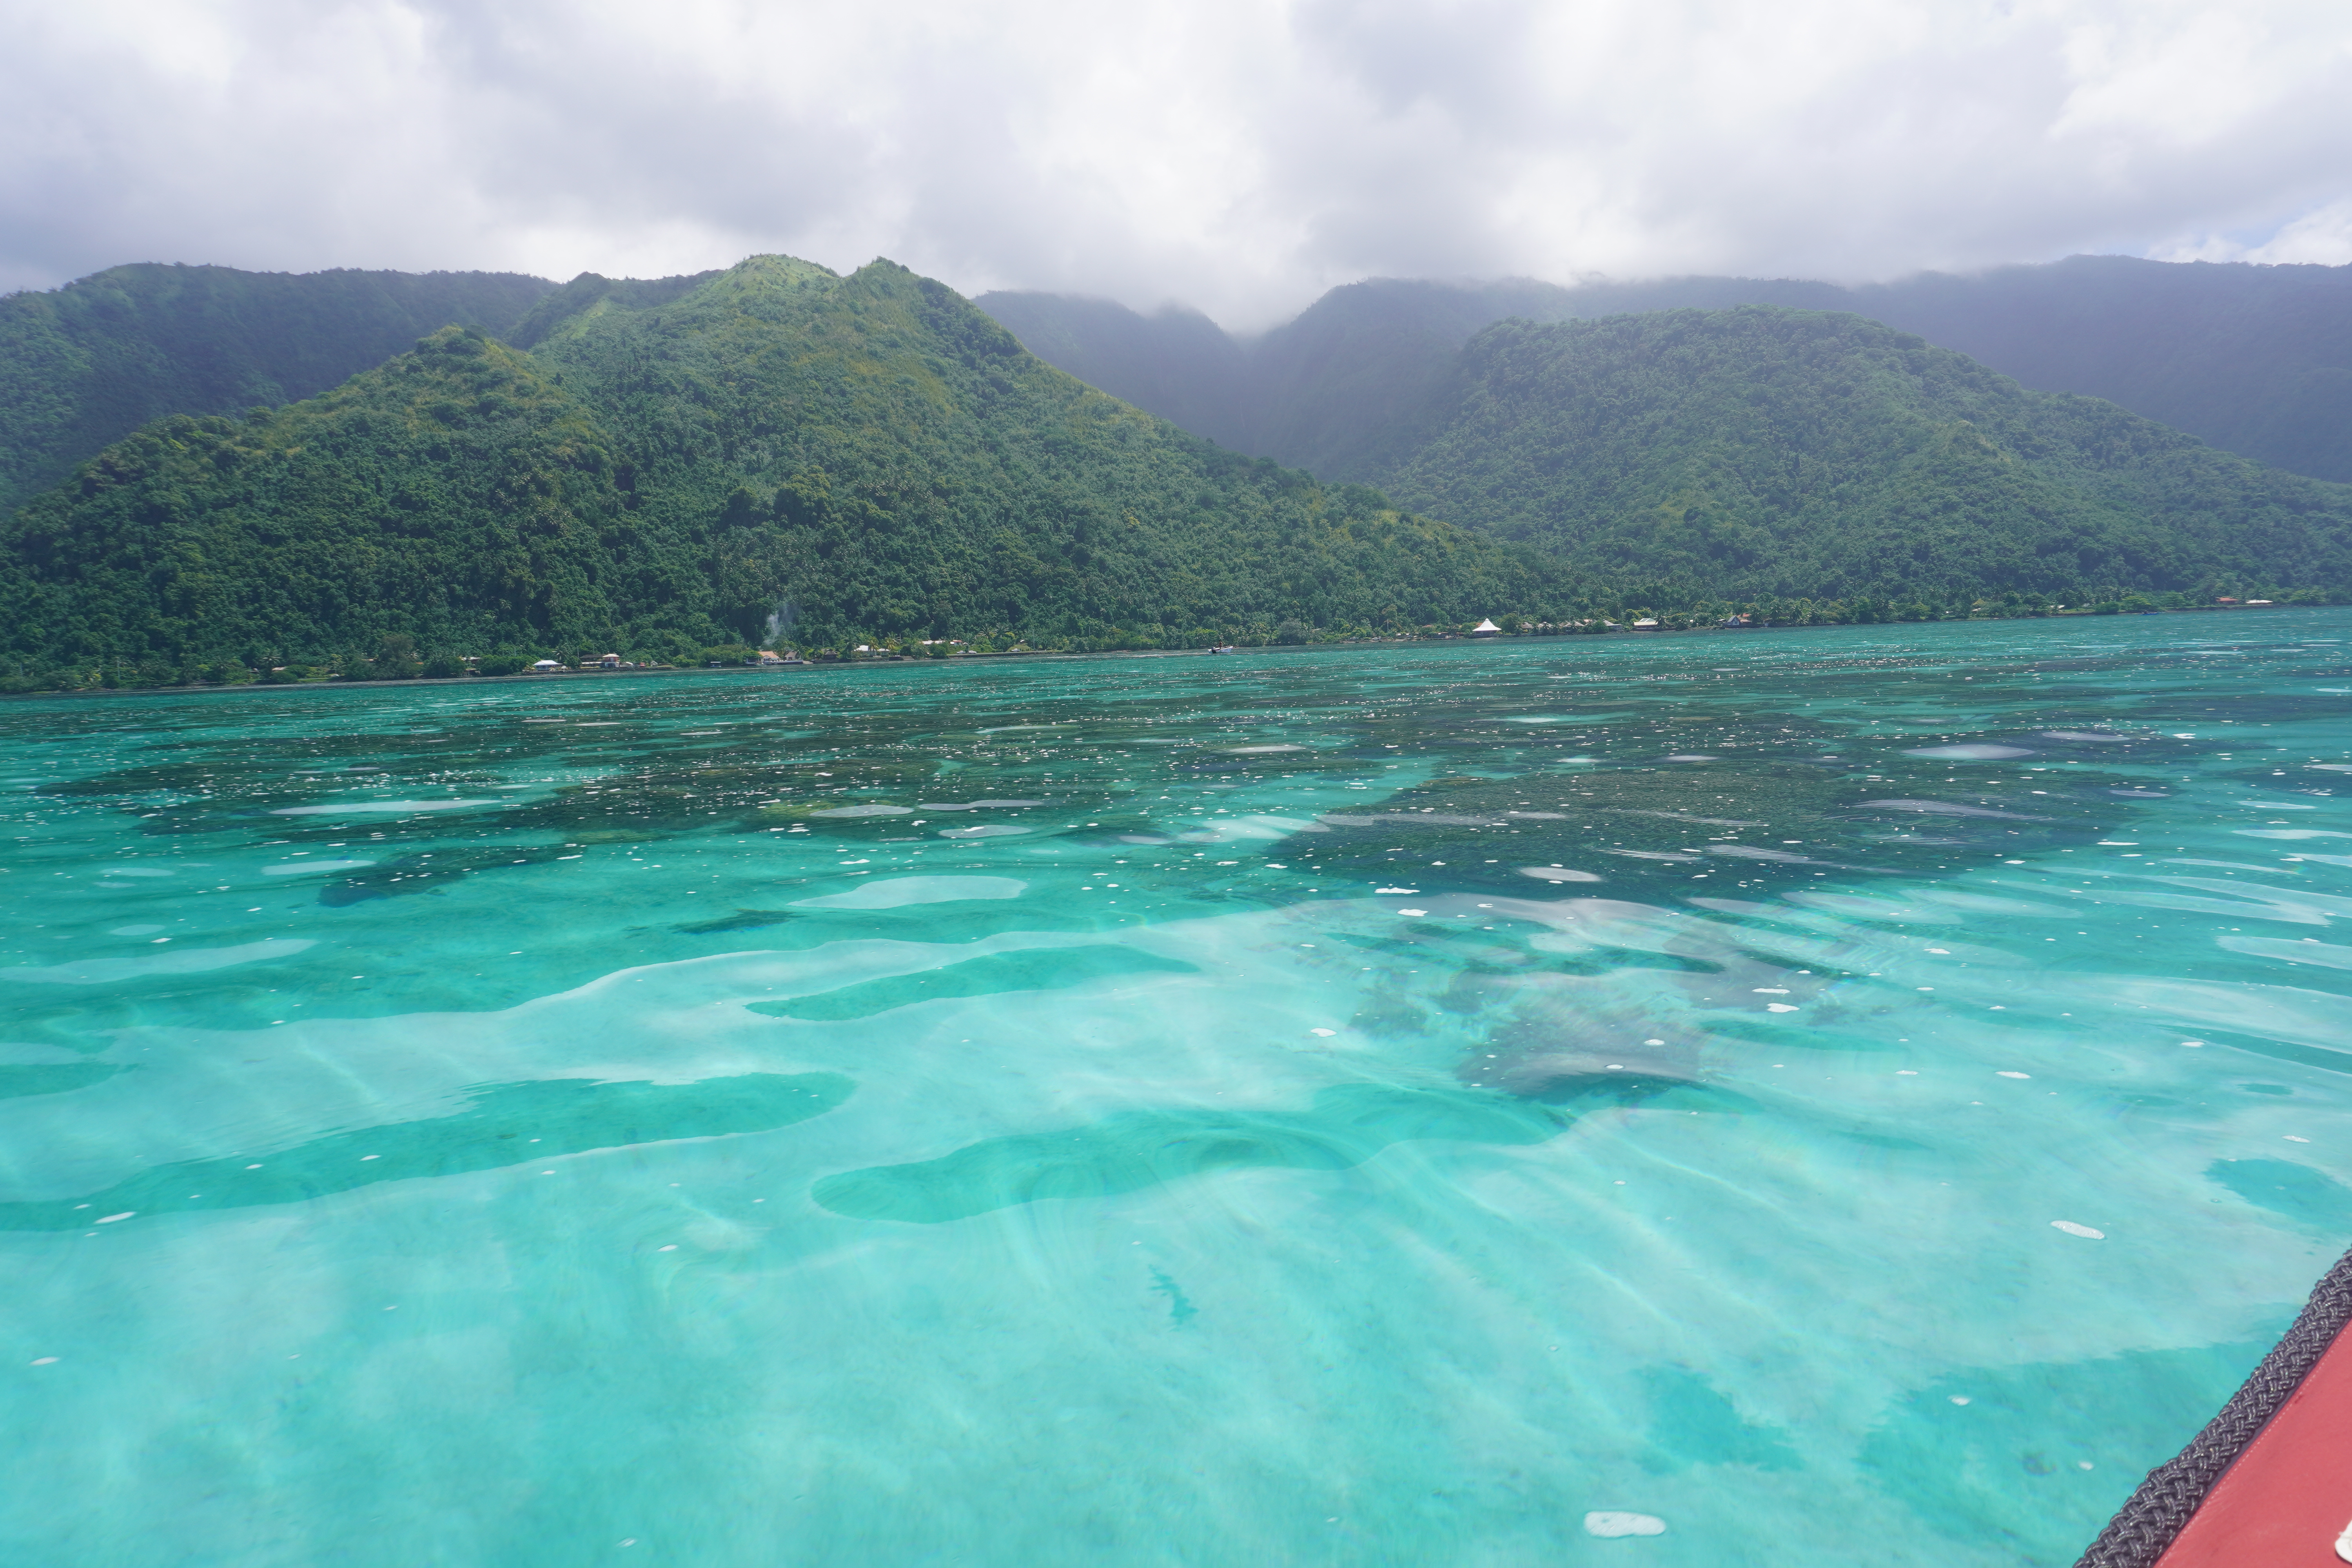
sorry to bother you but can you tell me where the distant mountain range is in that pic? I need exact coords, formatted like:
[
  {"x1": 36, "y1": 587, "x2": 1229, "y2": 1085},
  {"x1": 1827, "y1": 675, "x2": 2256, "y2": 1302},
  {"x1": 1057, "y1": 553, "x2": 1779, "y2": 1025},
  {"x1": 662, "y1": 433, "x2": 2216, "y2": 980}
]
[
  {"x1": 977, "y1": 256, "x2": 2352, "y2": 485},
  {"x1": 0, "y1": 252, "x2": 2345, "y2": 681}
]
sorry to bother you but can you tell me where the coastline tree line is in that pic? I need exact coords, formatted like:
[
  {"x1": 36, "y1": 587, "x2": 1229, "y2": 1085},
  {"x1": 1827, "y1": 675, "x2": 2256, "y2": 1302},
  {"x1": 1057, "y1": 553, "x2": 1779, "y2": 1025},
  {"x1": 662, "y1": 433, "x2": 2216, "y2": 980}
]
[{"x1": 1, "y1": 260, "x2": 2345, "y2": 694}]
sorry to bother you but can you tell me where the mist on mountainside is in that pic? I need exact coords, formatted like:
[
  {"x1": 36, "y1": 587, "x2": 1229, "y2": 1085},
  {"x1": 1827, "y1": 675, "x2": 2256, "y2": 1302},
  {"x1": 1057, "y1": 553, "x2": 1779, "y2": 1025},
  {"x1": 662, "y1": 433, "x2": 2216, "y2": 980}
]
[
  {"x1": 976, "y1": 257, "x2": 2352, "y2": 486},
  {"x1": 973, "y1": 295, "x2": 1248, "y2": 451},
  {"x1": 8, "y1": 250, "x2": 2346, "y2": 529},
  {"x1": 0, "y1": 265, "x2": 553, "y2": 515},
  {"x1": 3, "y1": 250, "x2": 2347, "y2": 687},
  {"x1": 1376, "y1": 306, "x2": 2352, "y2": 603}
]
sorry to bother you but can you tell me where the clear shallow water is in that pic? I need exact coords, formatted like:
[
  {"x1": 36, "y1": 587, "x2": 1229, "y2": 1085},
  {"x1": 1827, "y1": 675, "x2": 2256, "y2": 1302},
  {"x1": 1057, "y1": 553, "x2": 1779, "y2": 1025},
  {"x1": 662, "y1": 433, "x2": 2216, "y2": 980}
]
[{"x1": 3, "y1": 613, "x2": 2349, "y2": 1567}]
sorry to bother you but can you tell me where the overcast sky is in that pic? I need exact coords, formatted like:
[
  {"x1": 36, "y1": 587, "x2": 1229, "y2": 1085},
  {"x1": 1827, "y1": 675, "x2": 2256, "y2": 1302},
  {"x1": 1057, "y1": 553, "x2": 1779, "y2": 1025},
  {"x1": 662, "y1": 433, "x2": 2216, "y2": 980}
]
[{"x1": 4, "y1": 0, "x2": 2348, "y2": 329}]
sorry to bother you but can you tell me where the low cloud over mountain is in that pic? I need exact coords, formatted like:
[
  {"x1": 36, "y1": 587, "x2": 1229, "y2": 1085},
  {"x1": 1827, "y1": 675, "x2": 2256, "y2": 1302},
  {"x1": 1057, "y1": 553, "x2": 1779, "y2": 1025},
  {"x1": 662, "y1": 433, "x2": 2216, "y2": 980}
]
[{"x1": 4, "y1": 1, "x2": 2350, "y2": 326}]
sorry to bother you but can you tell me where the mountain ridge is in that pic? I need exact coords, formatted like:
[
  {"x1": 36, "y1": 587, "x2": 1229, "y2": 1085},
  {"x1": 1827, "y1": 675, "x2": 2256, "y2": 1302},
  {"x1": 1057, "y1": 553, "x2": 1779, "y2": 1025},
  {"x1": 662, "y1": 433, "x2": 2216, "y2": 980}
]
[
  {"x1": 0, "y1": 255, "x2": 1546, "y2": 675},
  {"x1": 1370, "y1": 305, "x2": 2352, "y2": 604},
  {"x1": 0, "y1": 262, "x2": 554, "y2": 515},
  {"x1": 975, "y1": 256, "x2": 2352, "y2": 484},
  {"x1": 5, "y1": 254, "x2": 2347, "y2": 688}
]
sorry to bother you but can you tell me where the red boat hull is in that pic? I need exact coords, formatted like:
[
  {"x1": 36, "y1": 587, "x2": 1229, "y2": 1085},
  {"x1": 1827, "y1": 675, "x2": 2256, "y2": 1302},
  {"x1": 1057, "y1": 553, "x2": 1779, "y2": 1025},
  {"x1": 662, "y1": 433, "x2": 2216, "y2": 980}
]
[{"x1": 2078, "y1": 1248, "x2": 2352, "y2": 1567}]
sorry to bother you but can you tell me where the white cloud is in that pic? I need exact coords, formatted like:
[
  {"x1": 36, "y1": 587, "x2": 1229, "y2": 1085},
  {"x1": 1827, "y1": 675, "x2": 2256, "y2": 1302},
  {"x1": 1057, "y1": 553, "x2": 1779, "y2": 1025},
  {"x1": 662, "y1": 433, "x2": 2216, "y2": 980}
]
[
  {"x1": 2155, "y1": 198, "x2": 2352, "y2": 267},
  {"x1": 1, "y1": 0, "x2": 2348, "y2": 327}
]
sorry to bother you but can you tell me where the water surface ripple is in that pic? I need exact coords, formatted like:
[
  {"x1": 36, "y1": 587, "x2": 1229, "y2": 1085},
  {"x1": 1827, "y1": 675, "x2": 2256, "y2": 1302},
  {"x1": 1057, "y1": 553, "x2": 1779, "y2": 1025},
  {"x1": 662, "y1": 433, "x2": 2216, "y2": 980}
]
[{"x1": 4, "y1": 613, "x2": 2349, "y2": 1566}]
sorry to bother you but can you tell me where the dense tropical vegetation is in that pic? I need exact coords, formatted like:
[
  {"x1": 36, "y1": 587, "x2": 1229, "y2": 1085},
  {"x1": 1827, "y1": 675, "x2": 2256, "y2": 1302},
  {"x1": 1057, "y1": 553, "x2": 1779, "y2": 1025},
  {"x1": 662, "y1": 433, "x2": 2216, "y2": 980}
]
[
  {"x1": 980, "y1": 254, "x2": 2352, "y2": 484},
  {"x1": 0, "y1": 263, "x2": 552, "y2": 516},
  {"x1": 1375, "y1": 307, "x2": 2352, "y2": 604},
  {"x1": 0, "y1": 258, "x2": 1548, "y2": 686},
  {"x1": 2, "y1": 256, "x2": 2345, "y2": 695}
]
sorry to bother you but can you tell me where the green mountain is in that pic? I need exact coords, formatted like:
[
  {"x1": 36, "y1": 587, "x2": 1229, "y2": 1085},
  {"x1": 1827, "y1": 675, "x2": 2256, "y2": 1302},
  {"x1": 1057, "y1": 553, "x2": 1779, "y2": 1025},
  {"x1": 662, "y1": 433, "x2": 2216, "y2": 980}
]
[
  {"x1": 1371, "y1": 306, "x2": 2352, "y2": 603},
  {"x1": 1240, "y1": 279, "x2": 1592, "y2": 483},
  {"x1": 503, "y1": 269, "x2": 723, "y2": 348},
  {"x1": 0, "y1": 263, "x2": 555, "y2": 516},
  {"x1": 10, "y1": 256, "x2": 2343, "y2": 682},
  {"x1": 0, "y1": 256, "x2": 1543, "y2": 675},
  {"x1": 975, "y1": 278, "x2": 1587, "y2": 476},
  {"x1": 1841, "y1": 256, "x2": 2352, "y2": 485},
  {"x1": 976, "y1": 256, "x2": 2352, "y2": 483},
  {"x1": 970, "y1": 293, "x2": 1246, "y2": 452}
]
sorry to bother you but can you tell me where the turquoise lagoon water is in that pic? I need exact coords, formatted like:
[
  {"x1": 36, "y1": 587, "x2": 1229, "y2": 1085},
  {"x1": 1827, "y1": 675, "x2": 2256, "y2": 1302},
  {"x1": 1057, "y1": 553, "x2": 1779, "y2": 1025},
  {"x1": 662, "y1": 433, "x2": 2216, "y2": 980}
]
[{"x1": 3, "y1": 613, "x2": 2349, "y2": 1566}]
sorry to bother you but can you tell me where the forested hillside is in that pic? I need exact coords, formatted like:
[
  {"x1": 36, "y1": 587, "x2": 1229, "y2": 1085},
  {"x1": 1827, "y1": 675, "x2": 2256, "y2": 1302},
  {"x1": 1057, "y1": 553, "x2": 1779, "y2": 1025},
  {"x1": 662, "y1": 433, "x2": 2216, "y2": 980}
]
[
  {"x1": 0, "y1": 257, "x2": 1544, "y2": 677},
  {"x1": 975, "y1": 278, "x2": 1586, "y2": 477},
  {"x1": 1845, "y1": 256, "x2": 2352, "y2": 485},
  {"x1": 971, "y1": 293, "x2": 1247, "y2": 451},
  {"x1": 1373, "y1": 307, "x2": 2352, "y2": 603},
  {"x1": 978, "y1": 256, "x2": 2352, "y2": 483},
  {"x1": 7, "y1": 255, "x2": 2345, "y2": 688},
  {"x1": 0, "y1": 263, "x2": 554, "y2": 514}
]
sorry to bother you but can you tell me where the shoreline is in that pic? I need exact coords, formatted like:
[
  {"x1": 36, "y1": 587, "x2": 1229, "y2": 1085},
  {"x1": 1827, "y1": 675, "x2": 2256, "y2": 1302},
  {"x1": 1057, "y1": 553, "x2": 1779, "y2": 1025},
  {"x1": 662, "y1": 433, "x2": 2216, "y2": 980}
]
[{"x1": 6, "y1": 600, "x2": 2325, "y2": 700}]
